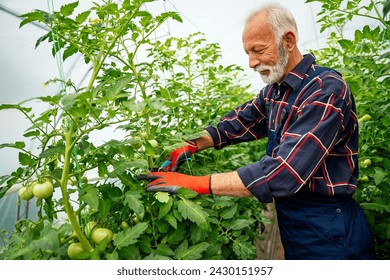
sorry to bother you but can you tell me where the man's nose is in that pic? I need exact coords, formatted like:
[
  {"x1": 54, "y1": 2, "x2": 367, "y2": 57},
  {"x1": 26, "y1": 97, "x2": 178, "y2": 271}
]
[{"x1": 248, "y1": 54, "x2": 260, "y2": 69}]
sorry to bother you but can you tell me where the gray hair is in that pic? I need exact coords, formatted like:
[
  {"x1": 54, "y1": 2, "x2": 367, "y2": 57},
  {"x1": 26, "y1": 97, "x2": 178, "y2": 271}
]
[{"x1": 246, "y1": 3, "x2": 299, "y2": 43}]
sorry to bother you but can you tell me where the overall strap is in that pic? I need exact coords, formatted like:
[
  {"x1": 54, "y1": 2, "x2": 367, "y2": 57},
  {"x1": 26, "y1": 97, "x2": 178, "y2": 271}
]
[{"x1": 265, "y1": 66, "x2": 335, "y2": 156}]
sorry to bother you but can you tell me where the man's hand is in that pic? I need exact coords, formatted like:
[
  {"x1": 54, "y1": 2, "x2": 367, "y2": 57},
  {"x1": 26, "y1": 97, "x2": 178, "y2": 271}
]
[
  {"x1": 159, "y1": 141, "x2": 198, "y2": 171},
  {"x1": 138, "y1": 171, "x2": 211, "y2": 194}
]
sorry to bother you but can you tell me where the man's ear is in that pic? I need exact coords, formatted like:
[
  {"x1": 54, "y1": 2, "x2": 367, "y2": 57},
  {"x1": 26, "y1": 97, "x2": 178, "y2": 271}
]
[{"x1": 283, "y1": 31, "x2": 297, "y2": 52}]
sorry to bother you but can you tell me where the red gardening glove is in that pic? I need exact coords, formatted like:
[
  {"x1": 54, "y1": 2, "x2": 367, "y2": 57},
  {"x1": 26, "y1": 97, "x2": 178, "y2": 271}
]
[
  {"x1": 138, "y1": 171, "x2": 211, "y2": 194},
  {"x1": 159, "y1": 140, "x2": 198, "y2": 171}
]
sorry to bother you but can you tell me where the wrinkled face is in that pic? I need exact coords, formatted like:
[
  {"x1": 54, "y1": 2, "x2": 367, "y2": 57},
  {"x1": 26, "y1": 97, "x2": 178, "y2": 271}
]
[{"x1": 242, "y1": 13, "x2": 289, "y2": 84}]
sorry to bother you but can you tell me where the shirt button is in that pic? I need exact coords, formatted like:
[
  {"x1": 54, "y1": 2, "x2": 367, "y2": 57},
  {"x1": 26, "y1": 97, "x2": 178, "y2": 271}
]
[{"x1": 336, "y1": 208, "x2": 342, "y2": 214}]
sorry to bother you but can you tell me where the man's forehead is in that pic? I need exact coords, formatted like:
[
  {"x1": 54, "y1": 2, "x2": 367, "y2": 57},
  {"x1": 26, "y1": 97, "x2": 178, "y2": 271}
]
[
  {"x1": 243, "y1": 18, "x2": 274, "y2": 43},
  {"x1": 243, "y1": 12, "x2": 272, "y2": 35}
]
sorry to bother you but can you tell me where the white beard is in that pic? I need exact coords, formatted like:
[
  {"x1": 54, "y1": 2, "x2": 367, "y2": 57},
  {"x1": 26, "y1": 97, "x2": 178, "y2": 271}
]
[{"x1": 254, "y1": 42, "x2": 289, "y2": 85}]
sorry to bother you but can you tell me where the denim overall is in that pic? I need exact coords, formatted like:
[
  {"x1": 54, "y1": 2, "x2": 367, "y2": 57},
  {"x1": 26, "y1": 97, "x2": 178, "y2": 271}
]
[{"x1": 266, "y1": 67, "x2": 375, "y2": 259}]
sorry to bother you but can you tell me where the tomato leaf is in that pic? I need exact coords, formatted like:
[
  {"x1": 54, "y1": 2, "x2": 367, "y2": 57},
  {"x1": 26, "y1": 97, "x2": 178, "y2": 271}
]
[
  {"x1": 156, "y1": 243, "x2": 174, "y2": 256},
  {"x1": 158, "y1": 196, "x2": 173, "y2": 219},
  {"x1": 226, "y1": 218, "x2": 255, "y2": 231},
  {"x1": 0, "y1": 176, "x2": 16, "y2": 198},
  {"x1": 39, "y1": 144, "x2": 65, "y2": 158},
  {"x1": 144, "y1": 253, "x2": 172, "y2": 260},
  {"x1": 105, "y1": 75, "x2": 133, "y2": 100},
  {"x1": 114, "y1": 222, "x2": 148, "y2": 249},
  {"x1": 190, "y1": 225, "x2": 207, "y2": 244},
  {"x1": 219, "y1": 204, "x2": 238, "y2": 219},
  {"x1": 144, "y1": 140, "x2": 155, "y2": 156},
  {"x1": 98, "y1": 198, "x2": 111, "y2": 220},
  {"x1": 176, "y1": 198, "x2": 209, "y2": 231},
  {"x1": 105, "y1": 251, "x2": 119, "y2": 260},
  {"x1": 165, "y1": 213, "x2": 177, "y2": 229},
  {"x1": 156, "y1": 12, "x2": 182, "y2": 24},
  {"x1": 155, "y1": 191, "x2": 170, "y2": 203},
  {"x1": 18, "y1": 152, "x2": 32, "y2": 166},
  {"x1": 7, "y1": 228, "x2": 59, "y2": 259},
  {"x1": 0, "y1": 142, "x2": 26, "y2": 150},
  {"x1": 167, "y1": 227, "x2": 185, "y2": 245},
  {"x1": 98, "y1": 161, "x2": 108, "y2": 177},
  {"x1": 361, "y1": 202, "x2": 390, "y2": 213},
  {"x1": 60, "y1": 1, "x2": 79, "y2": 17},
  {"x1": 19, "y1": 10, "x2": 49, "y2": 28},
  {"x1": 75, "y1": 11, "x2": 91, "y2": 24},
  {"x1": 23, "y1": 129, "x2": 40, "y2": 138},
  {"x1": 232, "y1": 236, "x2": 256, "y2": 260},
  {"x1": 81, "y1": 187, "x2": 99, "y2": 210},
  {"x1": 181, "y1": 242, "x2": 210, "y2": 260},
  {"x1": 124, "y1": 99, "x2": 146, "y2": 112},
  {"x1": 173, "y1": 239, "x2": 188, "y2": 259},
  {"x1": 60, "y1": 93, "x2": 80, "y2": 111},
  {"x1": 110, "y1": 159, "x2": 148, "y2": 176},
  {"x1": 372, "y1": 167, "x2": 386, "y2": 185},
  {"x1": 384, "y1": 0, "x2": 390, "y2": 17},
  {"x1": 0, "y1": 104, "x2": 32, "y2": 113},
  {"x1": 124, "y1": 190, "x2": 145, "y2": 216},
  {"x1": 35, "y1": 31, "x2": 51, "y2": 49},
  {"x1": 63, "y1": 44, "x2": 79, "y2": 61},
  {"x1": 176, "y1": 188, "x2": 198, "y2": 199}
]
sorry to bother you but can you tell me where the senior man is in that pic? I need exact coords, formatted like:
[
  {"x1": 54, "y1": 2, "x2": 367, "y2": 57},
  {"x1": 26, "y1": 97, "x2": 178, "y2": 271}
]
[{"x1": 139, "y1": 4, "x2": 374, "y2": 260}]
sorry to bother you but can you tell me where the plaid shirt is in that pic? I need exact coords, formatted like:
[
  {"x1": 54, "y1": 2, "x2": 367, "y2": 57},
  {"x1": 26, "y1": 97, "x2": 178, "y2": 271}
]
[{"x1": 205, "y1": 54, "x2": 359, "y2": 203}]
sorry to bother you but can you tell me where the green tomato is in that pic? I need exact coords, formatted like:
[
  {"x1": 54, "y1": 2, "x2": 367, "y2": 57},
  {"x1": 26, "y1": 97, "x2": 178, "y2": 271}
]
[
  {"x1": 120, "y1": 221, "x2": 130, "y2": 230},
  {"x1": 67, "y1": 242, "x2": 90, "y2": 260},
  {"x1": 32, "y1": 179, "x2": 54, "y2": 199},
  {"x1": 68, "y1": 177, "x2": 77, "y2": 186},
  {"x1": 363, "y1": 159, "x2": 372, "y2": 167},
  {"x1": 139, "y1": 132, "x2": 148, "y2": 139},
  {"x1": 358, "y1": 114, "x2": 371, "y2": 123},
  {"x1": 92, "y1": 228, "x2": 113, "y2": 245},
  {"x1": 148, "y1": 139, "x2": 158, "y2": 148},
  {"x1": 85, "y1": 221, "x2": 98, "y2": 237},
  {"x1": 130, "y1": 139, "x2": 143, "y2": 150},
  {"x1": 360, "y1": 175, "x2": 369, "y2": 182},
  {"x1": 132, "y1": 215, "x2": 140, "y2": 224},
  {"x1": 18, "y1": 184, "x2": 35, "y2": 201}
]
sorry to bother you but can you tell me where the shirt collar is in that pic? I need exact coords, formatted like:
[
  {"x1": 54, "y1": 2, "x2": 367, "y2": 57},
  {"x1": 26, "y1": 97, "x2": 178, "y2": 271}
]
[{"x1": 280, "y1": 53, "x2": 316, "y2": 92}]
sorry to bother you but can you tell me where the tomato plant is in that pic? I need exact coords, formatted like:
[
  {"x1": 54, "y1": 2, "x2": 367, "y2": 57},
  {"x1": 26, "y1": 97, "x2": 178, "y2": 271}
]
[
  {"x1": 306, "y1": 0, "x2": 390, "y2": 259},
  {"x1": 0, "y1": 0, "x2": 267, "y2": 260}
]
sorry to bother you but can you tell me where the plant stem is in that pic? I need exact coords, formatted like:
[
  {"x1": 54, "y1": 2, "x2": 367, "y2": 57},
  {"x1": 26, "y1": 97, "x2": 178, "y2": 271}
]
[
  {"x1": 60, "y1": 123, "x2": 93, "y2": 252},
  {"x1": 86, "y1": 4, "x2": 142, "y2": 92},
  {"x1": 335, "y1": 4, "x2": 389, "y2": 31},
  {"x1": 139, "y1": 82, "x2": 153, "y2": 169},
  {"x1": 370, "y1": 0, "x2": 390, "y2": 30}
]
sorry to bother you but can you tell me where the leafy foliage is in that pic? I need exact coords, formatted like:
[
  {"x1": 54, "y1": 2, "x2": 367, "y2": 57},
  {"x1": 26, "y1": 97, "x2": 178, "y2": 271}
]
[
  {"x1": 0, "y1": 0, "x2": 266, "y2": 260},
  {"x1": 307, "y1": 0, "x2": 390, "y2": 259}
]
